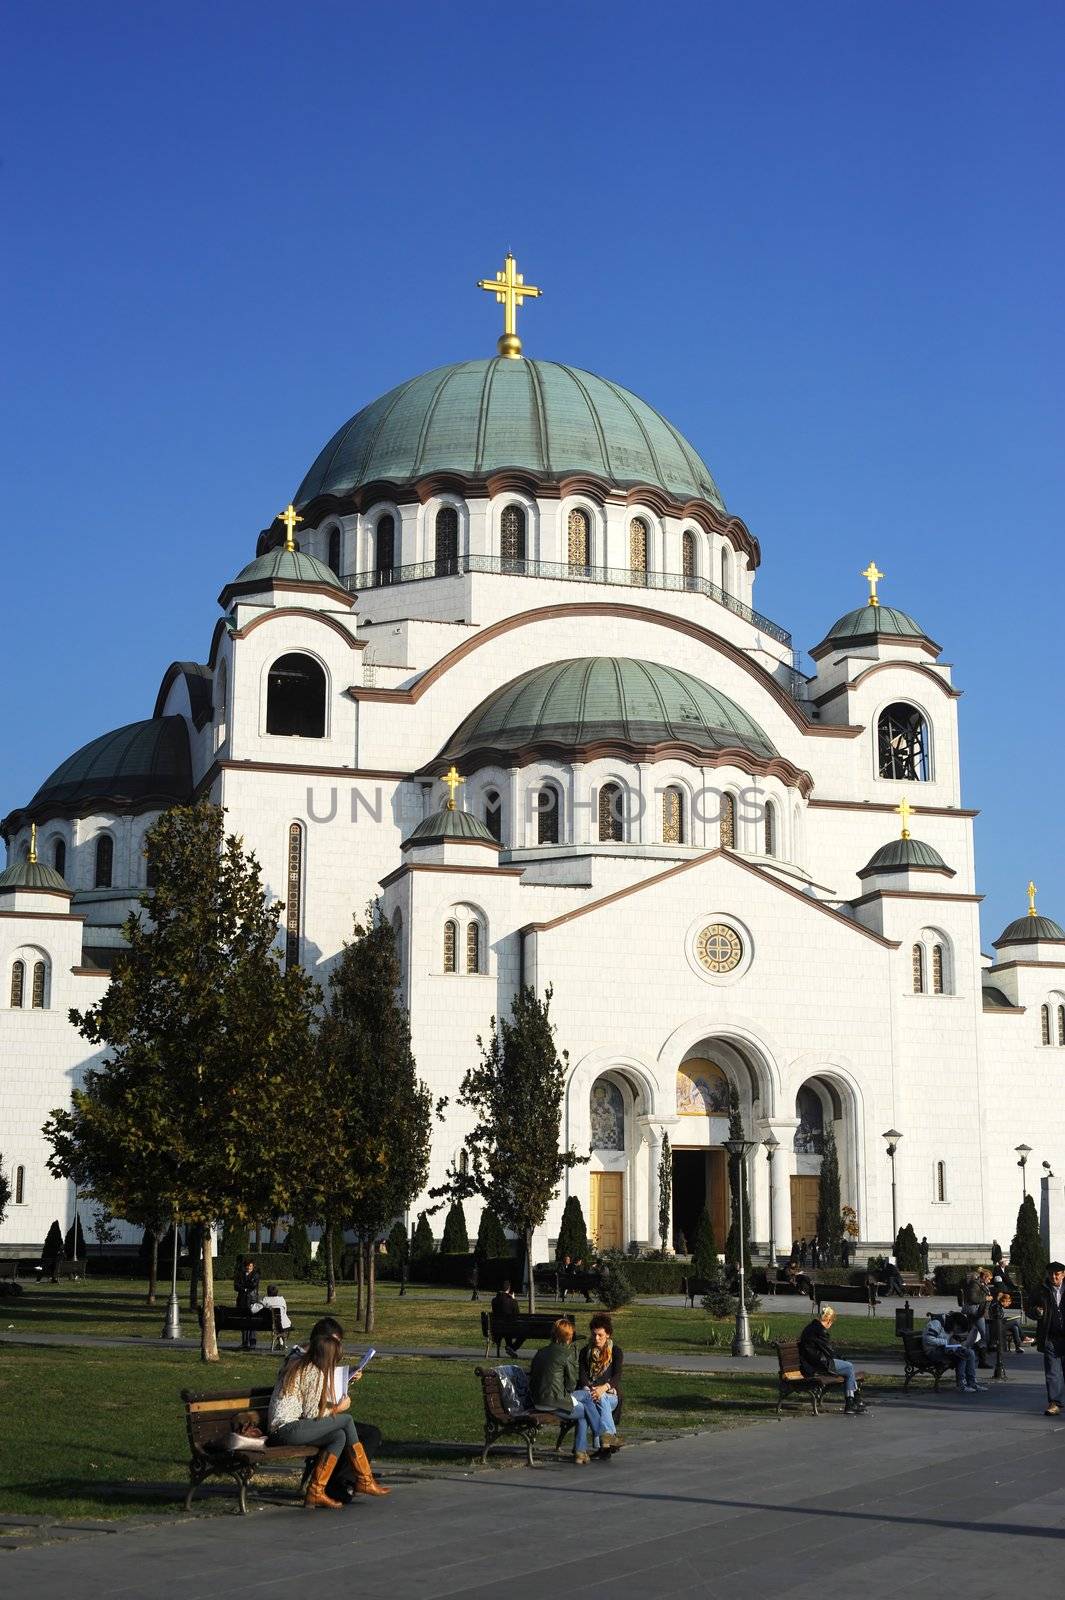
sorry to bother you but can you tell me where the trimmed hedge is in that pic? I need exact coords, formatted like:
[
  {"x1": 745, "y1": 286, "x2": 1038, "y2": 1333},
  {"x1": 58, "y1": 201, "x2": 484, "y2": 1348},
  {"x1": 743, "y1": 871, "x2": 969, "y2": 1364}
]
[
  {"x1": 934, "y1": 1264, "x2": 986, "y2": 1295},
  {"x1": 392, "y1": 1252, "x2": 521, "y2": 1290}
]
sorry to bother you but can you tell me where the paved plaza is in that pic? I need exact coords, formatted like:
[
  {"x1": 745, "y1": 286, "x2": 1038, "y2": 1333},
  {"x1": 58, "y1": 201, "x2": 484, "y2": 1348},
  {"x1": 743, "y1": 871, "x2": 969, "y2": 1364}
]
[{"x1": 3, "y1": 1359, "x2": 1062, "y2": 1599}]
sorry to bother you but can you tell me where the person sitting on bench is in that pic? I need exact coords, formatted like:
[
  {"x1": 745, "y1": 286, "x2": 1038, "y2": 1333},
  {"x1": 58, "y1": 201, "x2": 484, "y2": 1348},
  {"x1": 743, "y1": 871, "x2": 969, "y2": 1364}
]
[
  {"x1": 798, "y1": 1306, "x2": 866, "y2": 1415},
  {"x1": 923, "y1": 1312, "x2": 981, "y2": 1392},
  {"x1": 491, "y1": 1280, "x2": 522, "y2": 1355},
  {"x1": 261, "y1": 1283, "x2": 292, "y2": 1332},
  {"x1": 268, "y1": 1316, "x2": 389, "y2": 1508},
  {"x1": 882, "y1": 1255, "x2": 905, "y2": 1296},
  {"x1": 529, "y1": 1318, "x2": 611, "y2": 1465},
  {"x1": 577, "y1": 1313, "x2": 623, "y2": 1457}
]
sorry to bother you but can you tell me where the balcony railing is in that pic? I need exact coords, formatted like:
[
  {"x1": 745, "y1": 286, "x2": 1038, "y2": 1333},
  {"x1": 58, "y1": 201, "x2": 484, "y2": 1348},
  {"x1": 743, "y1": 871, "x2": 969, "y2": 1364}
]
[{"x1": 343, "y1": 554, "x2": 792, "y2": 647}]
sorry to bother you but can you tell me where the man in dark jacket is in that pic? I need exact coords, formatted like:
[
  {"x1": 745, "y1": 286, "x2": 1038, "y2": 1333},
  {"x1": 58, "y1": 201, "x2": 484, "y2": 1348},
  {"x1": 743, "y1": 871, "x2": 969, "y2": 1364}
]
[
  {"x1": 234, "y1": 1257, "x2": 260, "y2": 1350},
  {"x1": 490, "y1": 1280, "x2": 521, "y2": 1356},
  {"x1": 1031, "y1": 1262, "x2": 1065, "y2": 1414},
  {"x1": 798, "y1": 1307, "x2": 866, "y2": 1415}
]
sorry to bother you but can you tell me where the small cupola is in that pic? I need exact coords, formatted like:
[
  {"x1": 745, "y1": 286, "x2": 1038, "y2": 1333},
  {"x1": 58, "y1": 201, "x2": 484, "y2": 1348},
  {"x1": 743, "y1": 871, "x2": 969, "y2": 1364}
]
[
  {"x1": 0, "y1": 824, "x2": 72, "y2": 911},
  {"x1": 218, "y1": 504, "x2": 352, "y2": 609},
  {"x1": 401, "y1": 768, "x2": 501, "y2": 866},
  {"x1": 811, "y1": 561, "x2": 939, "y2": 661},
  {"x1": 993, "y1": 882, "x2": 1065, "y2": 959},
  {"x1": 856, "y1": 798, "x2": 954, "y2": 894}
]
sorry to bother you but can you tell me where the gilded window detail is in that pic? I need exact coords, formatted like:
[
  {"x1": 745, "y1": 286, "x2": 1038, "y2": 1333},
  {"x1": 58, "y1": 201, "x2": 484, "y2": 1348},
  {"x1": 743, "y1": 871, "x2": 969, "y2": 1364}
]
[
  {"x1": 1042, "y1": 1004, "x2": 1052, "y2": 1045},
  {"x1": 285, "y1": 823, "x2": 303, "y2": 970},
  {"x1": 682, "y1": 531, "x2": 695, "y2": 583},
  {"x1": 932, "y1": 943, "x2": 944, "y2": 995},
  {"x1": 466, "y1": 921, "x2": 480, "y2": 974},
  {"x1": 720, "y1": 794, "x2": 735, "y2": 849},
  {"x1": 567, "y1": 508, "x2": 590, "y2": 569},
  {"x1": 376, "y1": 515, "x2": 395, "y2": 580},
  {"x1": 1059, "y1": 1005, "x2": 1065, "y2": 1047},
  {"x1": 695, "y1": 923, "x2": 743, "y2": 974},
  {"x1": 662, "y1": 786, "x2": 683, "y2": 844},
  {"x1": 443, "y1": 920, "x2": 457, "y2": 973},
  {"x1": 435, "y1": 506, "x2": 459, "y2": 576},
  {"x1": 500, "y1": 504, "x2": 526, "y2": 567},
  {"x1": 598, "y1": 782, "x2": 624, "y2": 842},
  {"x1": 537, "y1": 788, "x2": 560, "y2": 846},
  {"x1": 629, "y1": 517, "x2": 648, "y2": 583},
  {"x1": 764, "y1": 802, "x2": 776, "y2": 857},
  {"x1": 912, "y1": 944, "x2": 925, "y2": 994},
  {"x1": 10, "y1": 959, "x2": 24, "y2": 1009},
  {"x1": 31, "y1": 960, "x2": 45, "y2": 1009}
]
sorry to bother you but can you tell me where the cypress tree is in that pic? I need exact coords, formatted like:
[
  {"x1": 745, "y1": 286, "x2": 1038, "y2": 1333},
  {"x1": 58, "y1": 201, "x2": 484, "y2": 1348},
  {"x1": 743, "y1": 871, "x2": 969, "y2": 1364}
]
[
  {"x1": 441, "y1": 1201, "x2": 470, "y2": 1254},
  {"x1": 474, "y1": 1206, "x2": 509, "y2": 1259},
  {"x1": 816, "y1": 1123, "x2": 843, "y2": 1266},
  {"x1": 724, "y1": 1087, "x2": 752, "y2": 1268},
  {"x1": 692, "y1": 1205, "x2": 719, "y2": 1280},
  {"x1": 410, "y1": 1211, "x2": 435, "y2": 1260},
  {"x1": 556, "y1": 1195, "x2": 590, "y2": 1262},
  {"x1": 657, "y1": 1133, "x2": 672, "y2": 1252},
  {"x1": 41, "y1": 1220, "x2": 64, "y2": 1267},
  {"x1": 386, "y1": 1219, "x2": 409, "y2": 1261},
  {"x1": 1010, "y1": 1194, "x2": 1047, "y2": 1296},
  {"x1": 894, "y1": 1222, "x2": 922, "y2": 1271},
  {"x1": 63, "y1": 1215, "x2": 87, "y2": 1260},
  {"x1": 287, "y1": 1221, "x2": 312, "y2": 1279}
]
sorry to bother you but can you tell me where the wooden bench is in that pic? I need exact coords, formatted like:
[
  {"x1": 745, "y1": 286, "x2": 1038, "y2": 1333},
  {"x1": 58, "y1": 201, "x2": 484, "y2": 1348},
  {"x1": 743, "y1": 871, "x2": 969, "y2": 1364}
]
[
  {"x1": 812, "y1": 1280, "x2": 879, "y2": 1316},
  {"x1": 47, "y1": 1259, "x2": 82, "y2": 1282},
  {"x1": 181, "y1": 1385, "x2": 314, "y2": 1514},
  {"x1": 681, "y1": 1275, "x2": 723, "y2": 1309},
  {"x1": 898, "y1": 1272, "x2": 934, "y2": 1296},
  {"x1": 899, "y1": 1329, "x2": 952, "y2": 1390},
  {"x1": 773, "y1": 1341, "x2": 852, "y2": 1417},
  {"x1": 480, "y1": 1309, "x2": 560, "y2": 1357},
  {"x1": 474, "y1": 1366, "x2": 573, "y2": 1465},
  {"x1": 532, "y1": 1266, "x2": 601, "y2": 1302},
  {"x1": 198, "y1": 1304, "x2": 287, "y2": 1352},
  {"x1": 762, "y1": 1271, "x2": 814, "y2": 1299}
]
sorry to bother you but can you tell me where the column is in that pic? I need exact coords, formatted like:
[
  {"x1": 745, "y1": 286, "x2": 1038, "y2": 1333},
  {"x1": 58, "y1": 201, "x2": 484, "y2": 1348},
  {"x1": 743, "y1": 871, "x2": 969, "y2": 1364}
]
[{"x1": 757, "y1": 1117, "x2": 799, "y2": 1263}]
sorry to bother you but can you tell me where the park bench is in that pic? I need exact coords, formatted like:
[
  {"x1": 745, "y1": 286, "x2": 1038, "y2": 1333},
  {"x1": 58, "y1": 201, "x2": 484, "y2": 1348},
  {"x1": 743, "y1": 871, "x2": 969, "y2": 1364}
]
[
  {"x1": 181, "y1": 1385, "x2": 314, "y2": 1514},
  {"x1": 198, "y1": 1303, "x2": 287, "y2": 1352},
  {"x1": 813, "y1": 1280, "x2": 879, "y2": 1316},
  {"x1": 899, "y1": 1329, "x2": 952, "y2": 1390},
  {"x1": 46, "y1": 1259, "x2": 82, "y2": 1282},
  {"x1": 481, "y1": 1309, "x2": 559, "y2": 1357},
  {"x1": 474, "y1": 1366, "x2": 573, "y2": 1464},
  {"x1": 532, "y1": 1265, "x2": 601, "y2": 1302},
  {"x1": 774, "y1": 1341, "x2": 856, "y2": 1417},
  {"x1": 898, "y1": 1272, "x2": 934, "y2": 1296},
  {"x1": 681, "y1": 1275, "x2": 724, "y2": 1308},
  {"x1": 762, "y1": 1270, "x2": 814, "y2": 1299}
]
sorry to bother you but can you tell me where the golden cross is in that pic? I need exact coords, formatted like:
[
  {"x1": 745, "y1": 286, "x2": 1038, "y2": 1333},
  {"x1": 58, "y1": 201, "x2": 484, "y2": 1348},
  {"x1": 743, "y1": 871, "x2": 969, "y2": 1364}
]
[
  {"x1": 278, "y1": 503, "x2": 303, "y2": 552},
  {"x1": 477, "y1": 251, "x2": 542, "y2": 359},
  {"x1": 896, "y1": 796, "x2": 913, "y2": 839},
  {"x1": 861, "y1": 560, "x2": 884, "y2": 606},
  {"x1": 1028, "y1": 879, "x2": 1038, "y2": 917},
  {"x1": 442, "y1": 765, "x2": 464, "y2": 811},
  {"x1": 29, "y1": 822, "x2": 37, "y2": 863}
]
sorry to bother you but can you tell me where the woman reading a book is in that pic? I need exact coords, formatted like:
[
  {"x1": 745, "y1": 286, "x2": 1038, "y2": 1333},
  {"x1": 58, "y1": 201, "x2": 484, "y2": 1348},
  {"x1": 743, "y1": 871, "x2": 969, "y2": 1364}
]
[{"x1": 267, "y1": 1317, "x2": 389, "y2": 1508}]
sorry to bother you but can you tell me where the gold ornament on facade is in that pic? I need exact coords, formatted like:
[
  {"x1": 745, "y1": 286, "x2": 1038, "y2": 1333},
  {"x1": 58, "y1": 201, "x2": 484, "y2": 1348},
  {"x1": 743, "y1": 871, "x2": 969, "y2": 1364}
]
[
  {"x1": 695, "y1": 923, "x2": 743, "y2": 974},
  {"x1": 278, "y1": 503, "x2": 303, "y2": 552},
  {"x1": 477, "y1": 251, "x2": 542, "y2": 358}
]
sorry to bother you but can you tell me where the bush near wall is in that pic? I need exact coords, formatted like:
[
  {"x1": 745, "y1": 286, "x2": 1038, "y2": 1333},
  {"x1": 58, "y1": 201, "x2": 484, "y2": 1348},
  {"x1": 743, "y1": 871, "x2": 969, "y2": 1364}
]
[
  {"x1": 934, "y1": 1264, "x2": 987, "y2": 1295},
  {"x1": 392, "y1": 1252, "x2": 521, "y2": 1290}
]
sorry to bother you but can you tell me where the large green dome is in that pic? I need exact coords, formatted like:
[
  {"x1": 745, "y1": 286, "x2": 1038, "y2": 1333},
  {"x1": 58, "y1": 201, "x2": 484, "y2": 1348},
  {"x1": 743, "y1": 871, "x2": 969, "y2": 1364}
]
[
  {"x1": 294, "y1": 359, "x2": 725, "y2": 510},
  {"x1": 436, "y1": 657, "x2": 776, "y2": 769},
  {"x1": 22, "y1": 718, "x2": 193, "y2": 817}
]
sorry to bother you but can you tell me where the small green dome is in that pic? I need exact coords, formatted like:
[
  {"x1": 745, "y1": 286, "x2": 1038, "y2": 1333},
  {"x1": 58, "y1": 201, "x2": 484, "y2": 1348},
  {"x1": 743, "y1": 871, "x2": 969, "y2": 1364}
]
[
  {"x1": 438, "y1": 657, "x2": 777, "y2": 768},
  {"x1": 859, "y1": 836, "x2": 952, "y2": 877},
  {"x1": 227, "y1": 547, "x2": 342, "y2": 592},
  {"x1": 820, "y1": 604, "x2": 930, "y2": 649},
  {"x1": 0, "y1": 857, "x2": 69, "y2": 893},
  {"x1": 294, "y1": 359, "x2": 725, "y2": 509},
  {"x1": 995, "y1": 914, "x2": 1065, "y2": 947},
  {"x1": 25, "y1": 717, "x2": 193, "y2": 815},
  {"x1": 403, "y1": 808, "x2": 499, "y2": 848}
]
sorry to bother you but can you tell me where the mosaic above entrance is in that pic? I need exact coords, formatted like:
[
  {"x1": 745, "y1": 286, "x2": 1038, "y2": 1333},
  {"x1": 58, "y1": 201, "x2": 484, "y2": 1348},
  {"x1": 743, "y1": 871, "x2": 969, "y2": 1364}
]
[{"x1": 677, "y1": 1059, "x2": 731, "y2": 1116}]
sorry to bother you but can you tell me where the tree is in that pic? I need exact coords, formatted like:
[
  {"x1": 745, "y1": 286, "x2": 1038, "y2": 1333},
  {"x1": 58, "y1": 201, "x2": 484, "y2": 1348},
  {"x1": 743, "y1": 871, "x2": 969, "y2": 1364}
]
[
  {"x1": 386, "y1": 1219, "x2": 409, "y2": 1262},
  {"x1": 286, "y1": 1221, "x2": 312, "y2": 1279},
  {"x1": 45, "y1": 802, "x2": 320, "y2": 1360},
  {"x1": 0, "y1": 1160, "x2": 10, "y2": 1226},
  {"x1": 64, "y1": 1215, "x2": 87, "y2": 1261},
  {"x1": 657, "y1": 1133, "x2": 672, "y2": 1252},
  {"x1": 816, "y1": 1123, "x2": 843, "y2": 1266},
  {"x1": 474, "y1": 1207, "x2": 509, "y2": 1260},
  {"x1": 441, "y1": 1201, "x2": 470, "y2": 1255},
  {"x1": 41, "y1": 1220, "x2": 64, "y2": 1269},
  {"x1": 894, "y1": 1223, "x2": 922, "y2": 1271},
  {"x1": 724, "y1": 1087, "x2": 752, "y2": 1268},
  {"x1": 1010, "y1": 1194, "x2": 1048, "y2": 1297},
  {"x1": 410, "y1": 1212, "x2": 435, "y2": 1260},
  {"x1": 691, "y1": 1205, "x2": 719, "y2": 1280},
  {"x1": 435, "y1": 985, "x2": 584, "y2": 1311},
  {"x1": 313, "y1": 910, "x2": 431, "y2": 1331},
  {"x1": 92, "y1": 1209, "x2": 119, "y2": 1256},
  {"x1": 556, "y1": 1195, "x2": 590, "y2": 1263}
]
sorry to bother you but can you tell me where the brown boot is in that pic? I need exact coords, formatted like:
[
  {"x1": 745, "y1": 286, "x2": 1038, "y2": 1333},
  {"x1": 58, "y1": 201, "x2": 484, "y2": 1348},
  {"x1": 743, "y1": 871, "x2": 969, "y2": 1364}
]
[
  {"x1": 304, "y1": 1451, "x2": 343, "y2": 1509},
  {"x1": 348, "y1": 1440, "x2": 391, "y2": 1496}
]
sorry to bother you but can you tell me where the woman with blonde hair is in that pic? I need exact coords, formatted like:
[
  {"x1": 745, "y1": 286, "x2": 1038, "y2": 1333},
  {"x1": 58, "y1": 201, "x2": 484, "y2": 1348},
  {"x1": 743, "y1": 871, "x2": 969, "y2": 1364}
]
[{"x1": 267, "y1": 1316, "x2": 389, "y2": 1507}]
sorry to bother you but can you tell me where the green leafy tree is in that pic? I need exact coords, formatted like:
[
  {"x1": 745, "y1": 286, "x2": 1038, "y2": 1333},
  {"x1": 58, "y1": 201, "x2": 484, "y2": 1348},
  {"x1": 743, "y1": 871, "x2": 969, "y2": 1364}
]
[
  {"x1": 0, "y1": 1161, "x2": 10, "y2": 1226},
  {"x1": 691, "y1": 1205, "x2": 719, "y2": 1280},
  {"x1": 41, "y1": 1220, "x2": 64, "y2": 1269},
  {"x1": 45, "y1": 802, "x2": 320, "y2": 1360},
  {"x1": 556, "y1": 1195, "x2": 590, "y2": 1263},
  {"x1": 410, "y1": 1212, "x2": 435, "y2": 1260},
  {"x1": 816, "y1": 1123, "x2": 844, "y2": 1266},
  {"x1": 1010, "y1": 1194, "x2": 1048, "y2": 1296},
  {"x1": 894, "y1": 1222, "x2": 922, "y2": 1271},
  {"x1": 92, "y1": 1209, "x2": 119, "y2": 1256},
  {"x1": 658, "y1": 1133, "x2": 672, "y2": 1252},
  {"x1": 441, "y1": 1201, "x2": 470, "y2": 1254},
  {"x1": 724, "y1": 1087, "x2": 752, "y2": 1268},
  {"x1": 435, "y1": 985, "x2": 584, "y2": 1311},
  {"x1": 474, "y1": 1207, "x2": 509, "y2": 1260}
]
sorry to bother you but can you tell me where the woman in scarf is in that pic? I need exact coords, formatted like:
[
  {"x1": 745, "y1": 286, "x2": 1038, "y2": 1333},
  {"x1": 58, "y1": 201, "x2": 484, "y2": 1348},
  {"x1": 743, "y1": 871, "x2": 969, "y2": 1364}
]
[{"x1": 577, "y1": 1313, "x2": 624, "y2": 1458}]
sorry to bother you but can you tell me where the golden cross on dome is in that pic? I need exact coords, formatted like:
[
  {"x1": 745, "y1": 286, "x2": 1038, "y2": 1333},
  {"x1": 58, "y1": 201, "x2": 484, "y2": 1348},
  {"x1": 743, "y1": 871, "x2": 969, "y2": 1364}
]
[
  {"x1": 278, "y1": 503, "x2": 303, "y2": 552},
  {"x1": 29, "y1": 822, "x2": 37, "y2": 864},
  {"x1": 442, "y1": 765, "x2": 464, "y2": 811},
  {"x1": 477, "y1": 251, "x2": 542, "y2": 359},
  {"x1": 861, "y1": 560, "x2": 884, "y2": 606},
  {"x1": 896, "y1": 796, "x2": 913, "y2": 839},
  {"x1": 1028, "y1": 879, "x2": 1038, "y2": 917}
]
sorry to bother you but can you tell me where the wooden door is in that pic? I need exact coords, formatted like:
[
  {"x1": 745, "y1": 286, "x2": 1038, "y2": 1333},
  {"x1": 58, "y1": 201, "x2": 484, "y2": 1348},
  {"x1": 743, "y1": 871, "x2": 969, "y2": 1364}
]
[
  {"x1": 590, "y1": 1173, "x2": 624, "y2": 1252},
  {"x1": 790, "y1": 1175, "x2": 820, "y2": 1241}
]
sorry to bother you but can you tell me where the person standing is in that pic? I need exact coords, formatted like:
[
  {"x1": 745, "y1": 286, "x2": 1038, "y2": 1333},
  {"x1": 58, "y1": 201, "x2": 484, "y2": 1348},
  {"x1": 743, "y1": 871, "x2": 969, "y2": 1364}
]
[
  {"x1": 1031, "y1": 1261, "x2": 1065, "y2": 1415},
  {"x1": 799, "y1": 1238, "x2": 808, "y2": 1268},
  {"x1": 234, "y1": 1256, "x2": 260, "y2": 1350},
  {"x1": 920, "y1": 1236, "x2": 930, "y2": 1276}
]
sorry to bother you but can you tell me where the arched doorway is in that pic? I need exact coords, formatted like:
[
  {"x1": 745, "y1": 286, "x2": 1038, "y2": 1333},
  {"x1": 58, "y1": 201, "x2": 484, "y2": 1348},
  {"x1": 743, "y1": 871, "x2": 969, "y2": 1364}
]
[
  {"x1": 787, "y1": 1073, "x2": 859, "y2": 1253},
  {"x1": 586, "y1": 1071, "x2": 643, "y2": 1252},
  {"x1": 672, "y1": 1057, "x2": 731, "y2": 1250}
]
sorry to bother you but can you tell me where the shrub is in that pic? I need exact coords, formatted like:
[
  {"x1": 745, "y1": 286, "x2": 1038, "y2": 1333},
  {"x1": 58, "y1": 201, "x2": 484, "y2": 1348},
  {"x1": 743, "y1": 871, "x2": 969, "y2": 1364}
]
[
  {"x1": 1010, "y1": 1194, "x2": 1048, "y2": 1296},
  {"x1": 894, "y1": 1223, "x2": 922, "y2": 1271},
  {"x1": 41, "y1": 1220, "x2": 64, "y2": 1267},
  {"x1": 610, "y1": 1259, "x2": 689, "y2": 1294},
  {"x1": 691, "y1": 1206, "x2": 719, "y2": 1281},
  {"x1": 701, "y1": 1286, "x2": 761, "y2": 1319},
  {"x1": 286, "y1": 1223, "x2": 312, "y2": 1279},
  {"x1": 475, "y1": 1207, "x2": 510, "y2": 1260},
  {"x1": 556, "y1": 1195, "x2": 591, "y2": 1263},
  {"x1": 441, "y1": 1201, "x2": 470, "y2": 1255},
  {"x1": 386, "y1": 1219, "x2": 409, "y2": 1260},
  {"x1": 410, "y1": 1212, "x2": 435, "y2": 1260},
  {"x1": 64, "y1": 1216, "x2": 88, "y2": 1260},
  {"x1": 597, "y1": 1251, "x2": 635, "y2": 1309}
]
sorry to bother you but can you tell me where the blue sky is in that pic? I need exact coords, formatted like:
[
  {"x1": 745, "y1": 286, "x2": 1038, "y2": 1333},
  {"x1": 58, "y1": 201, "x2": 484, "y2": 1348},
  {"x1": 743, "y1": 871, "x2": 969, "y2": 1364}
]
[{"x1": 3, "y1": 1, "x2": 1062, "y2": 943}]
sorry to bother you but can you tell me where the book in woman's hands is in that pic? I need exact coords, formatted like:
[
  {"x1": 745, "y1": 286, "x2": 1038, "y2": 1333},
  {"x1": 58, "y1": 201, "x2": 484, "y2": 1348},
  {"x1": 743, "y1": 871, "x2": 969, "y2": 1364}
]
[{"x1": 333, "y1": 1350, "x2": 376, "y2": 1397}]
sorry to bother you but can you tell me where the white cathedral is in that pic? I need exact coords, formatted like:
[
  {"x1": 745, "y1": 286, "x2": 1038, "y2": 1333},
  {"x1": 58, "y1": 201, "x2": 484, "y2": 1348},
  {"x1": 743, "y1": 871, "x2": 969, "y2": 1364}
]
[{"x1": 3, "y1": 256, "x2": 1063, "y2": 1265}]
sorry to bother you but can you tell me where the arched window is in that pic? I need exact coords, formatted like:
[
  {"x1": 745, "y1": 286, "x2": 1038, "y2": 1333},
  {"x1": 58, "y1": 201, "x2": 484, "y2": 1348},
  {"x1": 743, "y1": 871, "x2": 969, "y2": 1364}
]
[
  {"x1": 458, "y1": 1148, "x2": 469, "y2": 1177},
  {"x1": 500, "y1": 504, "x2": 526, "y2": 570},
  {"x1": 878, "y1": 703, "x2": 930, "y2": 781},
  {"x1": 682, "y1": 531, "x2": 696, "y2": 587},
  {"x1": 31, "y1": 960, "x2": 46, "y2": 1009},
  {"x1": 932, "y1": 943, "x2": 945, "y2": 995},
  {"x1": 567, "y1": 507, "x2": 590, "y2": 572},
  {"x1": 94, "y1": 835, "x2": 113, "y2": 889},
  {"x1": 1059, "y1": 1005, "x2": 1065, "y2": 1047},
  {"x1": 375, "y1": 515, "x2": 395, "y2": 583},
  {"x1": 484, "y1": 790, "x2": 502, "y2": 843},
  {"x1": 443, "y1": 920, "x2": 457, "y2": 973},
  {"x1": 720, "y1": 793, "x2": 736, "y2": 849},
  {"x1": 14, "y1": 1165, "x2": 24, "y2": 1205},
  {"x1": 285, "y1": 822, "x2": 303, "y2": 970},
  {"x1": 912, "y1": 944, "x2": 925, "y2": 994},
  {"x1": 1042, "y1": 1005, "x2": 1052, "y2": 1045},
  {"x1": 598, "y1": 782, "x2": 624, "y2": 843},
  {"x1": 936, "y1": 1161, "x2": 947, "y2": 1203},
  {"x1": 764, "y1": 800, "x2": 777, "y2": 857},
  {"x1": 214, "y1": 659, "x2": 228, "y2": 750},
  {"x1": 10, "y1": 960, "x2": 25, "y2": 1008},
  {"x1": 662, "y1": 786, "x2": 684, "y2": 844},
  {"x1": 266, "y1": 653, "x2": 326, "y2": 738},
  {"x1": 435, "y1": 506, "x2": 459, "y2": 576},
  {"x1": 537, "y1": 786, "x2": 560, "y2": 846},
  {"x1": 629, "y1": 517, "x2": 648, "y2": 585},
  {"x1": 52, "y1": 838, "x2": 66, "y2": 877},
  {"x1": 145, "y1": 849, "x2": 158, "y2": 889},
  {"x1": 466, "y1": 921, "x2": 481, "y2": 974},
  {"x1": 720, "y1": 546, "x2": 732, "y2": 595},
  {"x1": 328, "y1": 526, "x2": 342, "y2": 576}
]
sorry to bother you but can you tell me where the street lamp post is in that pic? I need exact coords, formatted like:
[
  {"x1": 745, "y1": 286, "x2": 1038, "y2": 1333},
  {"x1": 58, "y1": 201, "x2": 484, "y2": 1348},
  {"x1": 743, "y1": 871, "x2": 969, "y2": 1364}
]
[
  {"x1": 1015, "y1": 1144, "x2": 1032, "y2": 1201},
  {"x1": 763, "y1": 1132, "x2": 780, "y2": 1267},
  {"x1": 724, "y1": 1136, "x2": 759, "y2": 1359},
  {"x1": 161, "y1": 1218, "x2": 182, "y2": 1340},
  {"x1": 882, "y1": 1129, "x2": 903, "y2": 1242}
]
